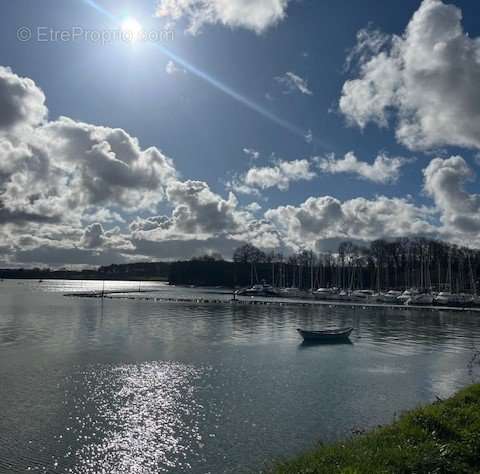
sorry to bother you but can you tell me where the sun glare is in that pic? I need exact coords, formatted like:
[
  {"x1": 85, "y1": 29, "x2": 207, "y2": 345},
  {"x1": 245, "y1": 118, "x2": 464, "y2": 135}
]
[{"x1": 121, "y1": 17, "x2": 143, "y2": 40}]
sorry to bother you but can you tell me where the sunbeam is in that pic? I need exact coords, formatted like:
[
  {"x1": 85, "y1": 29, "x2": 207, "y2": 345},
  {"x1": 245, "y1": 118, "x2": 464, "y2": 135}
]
[{"x1": 80, "y1": 0, "x2": 329, "y2": 150}]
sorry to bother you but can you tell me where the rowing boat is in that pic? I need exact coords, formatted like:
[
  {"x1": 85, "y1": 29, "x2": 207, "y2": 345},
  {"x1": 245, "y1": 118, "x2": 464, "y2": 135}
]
[{"x1": 296, "y1": 327, "x2": 353, "y2": 342}]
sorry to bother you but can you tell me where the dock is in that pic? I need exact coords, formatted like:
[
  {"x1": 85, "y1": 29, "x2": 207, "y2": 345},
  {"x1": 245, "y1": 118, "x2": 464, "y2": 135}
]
[
  {"x1": 63, "y1": 289, "x2": 159, "y2": 297},
  {"x1": 63, "y1": 291, "x2": 480, "y2": 313}
]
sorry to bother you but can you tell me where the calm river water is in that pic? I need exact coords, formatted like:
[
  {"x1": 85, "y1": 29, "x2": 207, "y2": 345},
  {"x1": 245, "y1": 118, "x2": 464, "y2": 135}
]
[{"x1": 1, "y1": 279, "x2": 480, "y2": 473}]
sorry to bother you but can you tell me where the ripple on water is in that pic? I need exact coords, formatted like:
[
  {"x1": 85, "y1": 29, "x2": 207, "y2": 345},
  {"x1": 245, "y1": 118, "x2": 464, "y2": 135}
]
[{"x1": 30, "y1": 361, "x2": 206, "y2": 474}]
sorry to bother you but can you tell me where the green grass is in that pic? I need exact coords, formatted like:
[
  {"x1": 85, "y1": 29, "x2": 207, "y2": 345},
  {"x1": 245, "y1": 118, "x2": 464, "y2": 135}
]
[{"x1": 271, "y1": 384, "x2": 480, "y2": 474}]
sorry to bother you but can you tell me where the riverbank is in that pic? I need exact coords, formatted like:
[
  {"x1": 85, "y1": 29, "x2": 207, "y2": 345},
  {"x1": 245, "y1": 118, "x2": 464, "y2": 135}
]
[{"x1": 271, "y1": 383, "x2": 480, "y2": 474}]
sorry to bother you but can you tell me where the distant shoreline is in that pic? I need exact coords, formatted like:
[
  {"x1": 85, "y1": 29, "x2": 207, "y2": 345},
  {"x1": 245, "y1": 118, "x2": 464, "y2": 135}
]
[
  {"x1": 0, "y1": 275, "x2": 169, "y2": 282},
  {"x1": 0, "y1": 263, "x2": 170, "y2": 282}
]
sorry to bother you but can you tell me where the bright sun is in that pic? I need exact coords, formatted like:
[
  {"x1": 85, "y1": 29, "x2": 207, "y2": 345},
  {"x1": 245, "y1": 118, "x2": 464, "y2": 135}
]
[{"x1": 121, "y1": 18, "x2": 143, "y2": 40}]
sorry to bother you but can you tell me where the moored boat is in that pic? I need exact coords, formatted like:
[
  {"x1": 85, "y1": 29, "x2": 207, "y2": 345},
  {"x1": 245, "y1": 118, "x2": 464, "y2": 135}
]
[
  {"x1": 472, "y1": 295, "x2": 480, "y2": 307},
  {"x1": 350, "y1": 289, "x2": 377, "y2": 302},
  {"x1": 314, "y1": 287, "x2": 339, "y2": 300},
  {"x1": 377, "y1": 290, "x2": 402, "y2": 303},
  {"x1": 297, "y1": 327, "x2": 353, "y2": 342},
  {"x1": 397, "y1": 288, "x2": 419, "y2": 303},
  {"x1": 405, "y1": 292, "x2": 434, "y2": 305},
  {"x1": 434, "y1": 292, "x2": 472, "y2": 307},
  {"x1": 235, "y1": 282, "x2": 279, "y2": 297},
  {"x1": 278, "y1": 287, "x2": 306, "y2": 298}
]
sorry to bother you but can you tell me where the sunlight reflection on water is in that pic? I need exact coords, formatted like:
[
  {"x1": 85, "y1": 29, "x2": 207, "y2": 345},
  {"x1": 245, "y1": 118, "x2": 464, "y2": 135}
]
[
  {"x1": 49, "y1": 362, "x2": 206, "y2": 473},
  {"x1": 2, "y1": 280, "x2": 480, "y2": 473}
]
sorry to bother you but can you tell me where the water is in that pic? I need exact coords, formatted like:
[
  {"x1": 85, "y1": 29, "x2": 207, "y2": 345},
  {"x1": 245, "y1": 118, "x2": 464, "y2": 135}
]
[{"x1": 1, "y1": 279, "x2": 480, "y2": 473}]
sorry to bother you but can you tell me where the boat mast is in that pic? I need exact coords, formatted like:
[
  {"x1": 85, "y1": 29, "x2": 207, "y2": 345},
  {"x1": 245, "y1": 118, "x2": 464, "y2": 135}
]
[
  {"x1": 468, "y1": 252, "x2": 477, "y2": 296},
  {"x1": 310, "y1": 251, "x2": 314, "y2": 293}
]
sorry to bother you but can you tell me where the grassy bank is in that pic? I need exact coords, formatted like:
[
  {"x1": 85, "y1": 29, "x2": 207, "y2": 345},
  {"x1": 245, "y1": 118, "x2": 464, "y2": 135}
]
[{"x1": 272, "y1": 384, "x2": 480, "y2": 474}]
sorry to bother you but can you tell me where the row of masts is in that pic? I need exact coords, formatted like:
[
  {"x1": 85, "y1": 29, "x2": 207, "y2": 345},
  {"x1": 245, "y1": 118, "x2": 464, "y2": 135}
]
[{"x1": 246, "y1": 250, "x2": 479, "y2": 295}]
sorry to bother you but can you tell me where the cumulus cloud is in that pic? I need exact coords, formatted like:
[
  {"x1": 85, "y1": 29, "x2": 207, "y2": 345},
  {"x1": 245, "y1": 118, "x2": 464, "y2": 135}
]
[
  {"x1": 40, "y1": 117, "x2": 178, "y2": 210},
  {"x1": 81, "y1": 223, "x2": 106, "y2": 248},
  {"x1": 340, "y1": 0, "x2": 480, "y2": 151},
  {"x1": 130, "y1": 180, "x2": 246, "y2": 242},
  {"x1": 275, "y1": 71, "x2": 313, "y2": 95},
  {"x1": 423, "y1": 155, "x2": 480, "y2": 235},
  {"x1": 166, "y1": 180, "x2": 241, "y2": 235},
  {"x1": 156, "y1": 0, "x2": 290, "y2": 34},
  {"x1": 246, "y1": 202, "x2": 262, "y2": 213},
  {"x1": 224, "y1": 178, "x2": 261, "y2": 197},
  {"x1": 0, "y1": 138, "x2": 67, "y2": 225},
  {"x1": 5, "y1": 61, "x2": 480, "y2": 265},
  {"x1": 80, "y1": 223, "x2": 134, "y2": 250},
  {"x1": 0, "y1": 65, "x2": 184, "y2": 265},
  {"x1": 0, "y1": 66, "x2": 47, "y2": 134},
  {"x1": 266, "y1": 195, "x2": 436, "y2": 251},
  {"x1": 0, "y1": 65, "x2": 179, "y2": 234},
  {"x1": 317, "y1": 151, "x2": 411, "y2": 184},
  {"x1": 127, "y1": 178, "x2": 291, "y2": 256},
  {"x1": 244, "y1": 159, "x2": 315, "y2": 191}
]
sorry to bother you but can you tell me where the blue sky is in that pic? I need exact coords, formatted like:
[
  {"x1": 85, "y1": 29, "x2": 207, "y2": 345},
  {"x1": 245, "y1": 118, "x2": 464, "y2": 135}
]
[{"x1": 1, "y1": 0, "x2": 480, "y2": 265}]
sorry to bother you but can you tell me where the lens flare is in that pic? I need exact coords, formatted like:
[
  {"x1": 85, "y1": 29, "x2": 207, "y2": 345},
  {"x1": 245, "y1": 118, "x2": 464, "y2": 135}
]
[
  {"x1": 121, "y1": 17, "x2": 143, "y2": 40},
  {"x1": 81, "y1": 0, "x2": 330, "y2": 149}
]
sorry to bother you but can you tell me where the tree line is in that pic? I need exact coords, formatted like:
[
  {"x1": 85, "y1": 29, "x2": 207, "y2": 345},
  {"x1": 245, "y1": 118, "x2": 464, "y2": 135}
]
[
  {"x1": 2, "y1": 237, "x2": 479, "y2": 292},
  {"x1": 169, "y1": 238, "x2": 480, "y2": 292}
]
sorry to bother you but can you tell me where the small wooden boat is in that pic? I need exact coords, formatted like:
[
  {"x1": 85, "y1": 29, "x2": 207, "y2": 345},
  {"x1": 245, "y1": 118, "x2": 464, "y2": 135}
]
[{"x1": 297, "y1": 327, "x2": 353, "y2": 342}]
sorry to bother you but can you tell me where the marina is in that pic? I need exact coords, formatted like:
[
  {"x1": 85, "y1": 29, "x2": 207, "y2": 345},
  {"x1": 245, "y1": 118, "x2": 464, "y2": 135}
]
[{"x1": 63, "y1": 287, "x2": 480, "y2": 313}]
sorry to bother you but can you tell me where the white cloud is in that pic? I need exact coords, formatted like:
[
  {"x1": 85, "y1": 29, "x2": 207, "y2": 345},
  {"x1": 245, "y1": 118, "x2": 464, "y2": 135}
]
[
  {"x1": 265, "y1": 194, "x2": 436, "y2": 251},
  {"x1": 317, "y1": 151, "x2": 411, "y2": 184},
  {"x1": 0, "y1": 66, "x2": 47, "y2": 135},
  {"x1": 225, "y1": 179, "x2": 261, "y2": 196},
  {"x1": 129, "y1": 180, "x2": 282, "y2": 256},
  {"x1": 131, "y1": 180, "x2": 249, "y2": 243},
  {"x1": 340, "y1": 0, "x2": 480, "y2": 151},
  {"x1": 304, "y1": 129, "x2": 313, "y2": 144},
  {"x1": 244, "y1": 159, "x2": 316, "y2": 191},
  {"x1": 344, "y1": 26, "x2": 390, "y2": 72},
  {"x1": 243, "y1": 147, "x2": 260, "y2": 160},
  {"x1": 0, "y1": 65, "x2": 181, "y2": 265},
  {"x1": 165, "y1": 60, "x2": 185, "y2": 75},
  {"x1": 156, "y1": 0, "x2": 291, "y2": 34},
  {"x1": 246, "y1": 202, "x2": 262, "y2": 212},
  {"x1": 40, "y1": 117, "x2": 178, "y2": 210},
  {"x1": 6, "y1": 63, "x2": 480, "y2": 264},
  {"x1": 80, "y1": 223, "x2": 133, "y2": 250},
  {"x1": 0, "y1": 65, "x2": 179, "y2": 227},
  {"x1": 423, "y1": 155, "x2": 480, "y2": 235},
  {"x1": 275, "y1": 71, "x2": 313, "y2": 95}
]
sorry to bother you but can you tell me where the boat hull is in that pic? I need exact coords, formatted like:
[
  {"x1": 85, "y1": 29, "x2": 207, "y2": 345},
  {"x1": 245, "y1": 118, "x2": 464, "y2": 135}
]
[
  {"x1": 297, "y1": 327, "x2": 353, "y2": 342},
  {"x1": 405, "y1": 294, "x2": 434, "y2": 305}
]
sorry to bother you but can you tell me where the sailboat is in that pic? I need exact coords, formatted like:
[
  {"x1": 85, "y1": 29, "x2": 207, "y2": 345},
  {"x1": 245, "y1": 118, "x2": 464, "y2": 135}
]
[
  {"x1": 405, "y1": 292, "x2": 434, "y2": 305},
  {"x1": 377, "y1": 290, "x2": 402, "y2": 303},
  {"x1": 397, "y1": 288, "x2": 419, "y2": 303},
  {"x1": 434, "y1": 292, "x2": 472, "y2": 307},
  {"x1": 235, "y1": 280, "x2": 279, "y2": 297},
  {"x1": 314, "y1": 287, "x2": 339, "y2": 300}
]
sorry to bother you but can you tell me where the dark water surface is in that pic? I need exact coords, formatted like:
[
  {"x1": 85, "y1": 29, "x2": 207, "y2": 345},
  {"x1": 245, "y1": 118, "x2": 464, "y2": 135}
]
[{"x1": 1, "y1": 279, "x2": 480, "y2": 473}]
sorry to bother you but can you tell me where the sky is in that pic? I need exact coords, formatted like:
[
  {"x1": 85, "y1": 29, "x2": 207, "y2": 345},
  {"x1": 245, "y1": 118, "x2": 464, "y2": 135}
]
[{"x1": 1, "y1": 0, "x2": 480, "y2": 266}]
